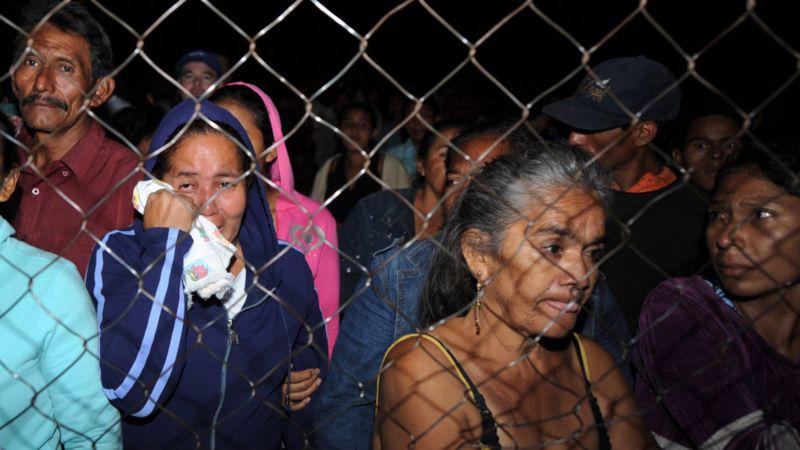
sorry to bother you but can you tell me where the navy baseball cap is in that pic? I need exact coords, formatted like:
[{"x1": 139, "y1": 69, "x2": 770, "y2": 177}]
[
  {"x1": 175, "y1": 49, "x2": 222, "y2": 77},
  {"x1": 543, "y1": 56, "x2": 681, "y2": 131}
]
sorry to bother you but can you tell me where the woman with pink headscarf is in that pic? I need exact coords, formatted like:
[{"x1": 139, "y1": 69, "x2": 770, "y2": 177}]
[{"x1": 211, "y1": 84, "x2": 338, "y2": 408}]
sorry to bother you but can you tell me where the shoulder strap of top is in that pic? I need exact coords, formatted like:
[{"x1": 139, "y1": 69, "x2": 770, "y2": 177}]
[
  {"x1": 376, "y1": 333, "x2": 501, "y2": 449},
  {"x1": 573, "y1": 333, "x2": 593, "y2": 381},
  {"x1": 572, "y1": 333, "x2": 612, "y2": 450},
  {"x1": 377, "y1": 333, "x2": 476, "y2": 404}
]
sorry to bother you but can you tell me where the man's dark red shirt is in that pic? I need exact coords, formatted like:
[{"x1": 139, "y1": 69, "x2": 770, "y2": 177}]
[{"x1": 14, "y1": 121, "x2": 142, "y2": 275}]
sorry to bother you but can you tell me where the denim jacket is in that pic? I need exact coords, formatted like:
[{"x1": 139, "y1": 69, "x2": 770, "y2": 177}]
[
  {"x1": 339, "y1": 187, "x2": 417, "y2": 302},
  {"x1": 315, "y1": 239, "x2": 633, "y2": 449}
]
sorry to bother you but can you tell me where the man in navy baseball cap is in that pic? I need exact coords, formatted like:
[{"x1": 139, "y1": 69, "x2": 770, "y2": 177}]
[
  {"x1": 544, "y1": 56, "x2": 681, "y2": 133},
  {"x1": 544, "y1": 55, "x2": 681, "y2": 190},
  {"x1": 544, "y1": 56, "x2": 707, "y2": 333},
  {"x1": 175, "y1": 49, "x2": 222, "y2": 99}
]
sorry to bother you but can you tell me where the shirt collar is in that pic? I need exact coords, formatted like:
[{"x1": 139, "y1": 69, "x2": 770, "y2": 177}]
[
  {"x1": 626, "y1": 166, "x2": 677, "y2": 193},
  {"x1": 19, "y1": 120, "x2": 106, "y2": 183}
]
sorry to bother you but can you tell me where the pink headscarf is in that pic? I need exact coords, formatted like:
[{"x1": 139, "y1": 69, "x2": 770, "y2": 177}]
[{"x1": 222, "y1": 82, "x2": 340, "y2": 356}]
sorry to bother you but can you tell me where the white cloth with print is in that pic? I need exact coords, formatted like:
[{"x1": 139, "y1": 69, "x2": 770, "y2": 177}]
[
  {"x1": 223, "y1": 270, "x2": 247, "y2": 320},
  {"x1": 133, "y1": 179, "x2": 237, "y2": 300}
]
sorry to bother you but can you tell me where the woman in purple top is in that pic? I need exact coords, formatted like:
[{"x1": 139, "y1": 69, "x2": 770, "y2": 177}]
[{"x1": 636, "y1": 146, "x2": 800, "y2": 449}]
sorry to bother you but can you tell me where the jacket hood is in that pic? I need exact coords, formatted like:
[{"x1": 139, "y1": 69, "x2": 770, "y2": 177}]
[{"x1": 146, "y1": 99, "x2": 282, "y2": 285}]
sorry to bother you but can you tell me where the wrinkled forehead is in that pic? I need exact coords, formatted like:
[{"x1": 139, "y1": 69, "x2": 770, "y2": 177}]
[
  {"x1": 167, "y1": 132, "x2": 243, "y2": 172},
  {"x1": 524, "y1": 188, "x2": 607, "y2": 241},
  {"x1": 25, "y1": 23, "x2": 91, "y2": 66}
]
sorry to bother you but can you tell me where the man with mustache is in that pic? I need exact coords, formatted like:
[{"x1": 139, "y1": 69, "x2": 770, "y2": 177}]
[{"x1": 10, "y1": 0, "x2": 140, "y2": 275}]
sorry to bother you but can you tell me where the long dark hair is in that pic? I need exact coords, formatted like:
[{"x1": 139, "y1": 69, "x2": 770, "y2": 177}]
[{"x1": 419, "y1": 142, "x2": 612, "y2": 327}]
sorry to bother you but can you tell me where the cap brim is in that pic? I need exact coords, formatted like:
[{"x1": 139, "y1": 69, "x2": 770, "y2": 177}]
[{"x1": 543, "y1": 97, "x2": 631, "y2": 132}]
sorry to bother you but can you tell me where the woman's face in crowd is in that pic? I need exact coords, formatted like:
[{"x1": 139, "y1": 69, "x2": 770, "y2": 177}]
[
  {"x1": 340, "y1": 109, "x2": 374, "y2": 153},
  {"x1": 417, "y1": 127, "x2": 458, "y2": 197},
  {"x1": 675, "y1": 115, "x2": 743, "y2": 191},
  {"x1": 162, "y1": 133, "x2": 247, "y2": 244},
  {"x1": 707, "y1": 171, "x2": 800, "y2": 298},
  {"x1": 476, "y1": 188, "x2": 606, "y2": 338}
]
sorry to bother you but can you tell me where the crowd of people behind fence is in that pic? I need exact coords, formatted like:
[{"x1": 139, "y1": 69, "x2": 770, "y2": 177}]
[{"x1": 0, "y1": 1, "x2": 798, "y2": 449}]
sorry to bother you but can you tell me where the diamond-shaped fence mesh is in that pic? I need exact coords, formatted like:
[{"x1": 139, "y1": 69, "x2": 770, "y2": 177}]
[{"x1": 1, "y1": 0, "x2": 799, "y2": 448}]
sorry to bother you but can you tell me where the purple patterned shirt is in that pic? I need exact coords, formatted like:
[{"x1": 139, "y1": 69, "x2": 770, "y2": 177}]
[{"x1": 635, "y1": 277, "x2": 800, "y2": 449}]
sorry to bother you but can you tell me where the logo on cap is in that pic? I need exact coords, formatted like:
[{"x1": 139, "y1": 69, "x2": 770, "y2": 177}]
[{"x1": 581, "y1": 78, "x2": 611, "y2": 103}]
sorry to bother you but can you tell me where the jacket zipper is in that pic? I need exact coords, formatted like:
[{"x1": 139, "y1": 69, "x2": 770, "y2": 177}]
[
  {"x1": 208, "y1": 287, "x2": 277, "y2": 449},
  {"x1": 228, "y1": 318, "x2": 239, "y2": 345},
  {"x1": 209, "y1": 320, "x2": 233, "y2": 450}
]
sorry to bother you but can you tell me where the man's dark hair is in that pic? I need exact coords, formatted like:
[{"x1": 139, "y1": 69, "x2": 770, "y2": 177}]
[
  {"x1": 669, "y1": 99, "x2": 745, "y2": 150},
  {"x1": 13, "y1": 0, "x2": 114, "y2": 83}
]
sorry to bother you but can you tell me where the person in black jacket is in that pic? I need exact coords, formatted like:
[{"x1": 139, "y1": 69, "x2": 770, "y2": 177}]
[{"x1": 544, "y1": 56, "x2": 708, "y2": 332}]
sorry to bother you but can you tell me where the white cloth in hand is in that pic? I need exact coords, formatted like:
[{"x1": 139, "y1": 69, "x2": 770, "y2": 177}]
[{"x1": 133, "y1": 179, "x2": 237, "y2": 300}]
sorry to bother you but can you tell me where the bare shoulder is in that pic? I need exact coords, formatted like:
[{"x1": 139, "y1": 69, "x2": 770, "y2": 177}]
[
  {"x1": 378, "y1": 332, "x2": 476, "y2": 412},
  {"x1": 380, "y1": 333, "x2": 462, "y2": 386},
  {"x1": 377, "y1": 333, "x2": 480, "y2": 449}
]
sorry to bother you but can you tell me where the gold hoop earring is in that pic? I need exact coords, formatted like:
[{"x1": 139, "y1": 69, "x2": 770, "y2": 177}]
[{"x1": 475, "y1": 272, "x2": 483, "y2": 335}]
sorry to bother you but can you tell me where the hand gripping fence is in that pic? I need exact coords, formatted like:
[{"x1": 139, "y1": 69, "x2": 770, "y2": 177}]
[{"x1": 1, "y1": 1, "x2": 799, "y2": 449}]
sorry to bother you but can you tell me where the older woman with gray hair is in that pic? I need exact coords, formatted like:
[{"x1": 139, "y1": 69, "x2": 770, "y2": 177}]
[{"x1": 374, "y1": 143, "x2": 653, "y2": 449}]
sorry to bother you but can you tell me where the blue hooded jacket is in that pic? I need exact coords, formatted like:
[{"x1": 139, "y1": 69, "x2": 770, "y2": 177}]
[{"x1": 85, "y1": 100, "x2": 328, "y2": 450}]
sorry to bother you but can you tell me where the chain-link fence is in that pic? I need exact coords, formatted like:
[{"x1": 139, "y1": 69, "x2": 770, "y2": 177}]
[{"x1": 1, "y1": 0, "x2": 799, "y2": 449}]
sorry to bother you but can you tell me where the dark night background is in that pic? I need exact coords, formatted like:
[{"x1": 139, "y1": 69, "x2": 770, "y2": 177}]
[{"x1": 1, "y1": 0, "x2": 798, "y2": 190}]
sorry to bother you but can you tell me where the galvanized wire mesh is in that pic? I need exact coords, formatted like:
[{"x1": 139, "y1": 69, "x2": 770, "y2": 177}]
[{"x1": 1, "y1": 0, "x2": 799, "y2": 449}]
